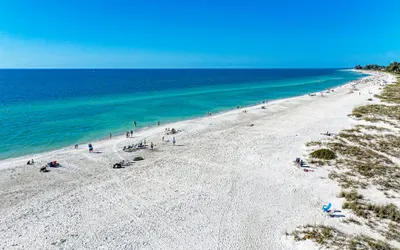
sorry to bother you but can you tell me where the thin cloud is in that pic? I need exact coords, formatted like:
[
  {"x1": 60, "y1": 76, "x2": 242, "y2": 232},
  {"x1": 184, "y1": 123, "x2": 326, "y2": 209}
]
[{"x1": 0, "y1": 34, "x2": 260, "y2": 68}]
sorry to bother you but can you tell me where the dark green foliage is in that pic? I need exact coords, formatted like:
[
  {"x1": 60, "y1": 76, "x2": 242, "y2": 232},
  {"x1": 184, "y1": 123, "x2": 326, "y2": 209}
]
[
  {"x1": 386, "y1": 62, "x2": 400, "y2": 73},
  {"x1": 354, "y1": 64, "x2": 386, "y2": 70},
  {"x1": 354, "y1": 62, "x2": 399, "y2": 73},
  {"x1": 310, "y1": 148, "x2": 336, "y2": 160}
]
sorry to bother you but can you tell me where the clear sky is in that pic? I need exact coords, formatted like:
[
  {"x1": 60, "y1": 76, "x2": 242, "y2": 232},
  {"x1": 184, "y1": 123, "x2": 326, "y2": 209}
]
[{"x1": 0, "y1": 0, "x2": 399, "y2": 68}]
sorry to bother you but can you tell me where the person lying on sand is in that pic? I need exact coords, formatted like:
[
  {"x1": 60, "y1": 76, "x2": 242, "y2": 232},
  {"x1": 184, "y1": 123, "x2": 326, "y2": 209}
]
[
  {"x1": 113, "y1": 163, "x2": 122, "y2": 168},
  {"x1": 40, "y1": 166, "x2": 49, "y2": 172}
]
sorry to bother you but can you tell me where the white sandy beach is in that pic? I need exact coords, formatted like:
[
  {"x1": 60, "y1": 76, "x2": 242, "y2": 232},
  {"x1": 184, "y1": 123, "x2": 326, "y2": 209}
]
[{"x1": 0, "y1": 71, "x2": 397, "y2": 249}]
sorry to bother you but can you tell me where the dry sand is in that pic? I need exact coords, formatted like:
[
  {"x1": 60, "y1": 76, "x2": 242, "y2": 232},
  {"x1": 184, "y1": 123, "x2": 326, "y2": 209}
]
[{"x1": 0, "y1": 71, "x2": 396, "y2": 249}]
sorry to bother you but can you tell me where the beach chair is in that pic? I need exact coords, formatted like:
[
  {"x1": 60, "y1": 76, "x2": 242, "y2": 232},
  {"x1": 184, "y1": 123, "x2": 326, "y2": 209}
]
[
  {"x1": 299, "y1": 159, "x2": 310, "y2": 168},
  {"x1": 322, "y1": 203, "x2": 332, "y2": 213},
  {"x1": 47, "y1": 161, "x2": 60, "y2": 168}
]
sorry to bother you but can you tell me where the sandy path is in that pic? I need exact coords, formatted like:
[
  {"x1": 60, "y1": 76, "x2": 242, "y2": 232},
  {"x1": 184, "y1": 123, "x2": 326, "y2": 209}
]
[{"x1": 0, "y1": 71, "x2": 395, "y2": 249}]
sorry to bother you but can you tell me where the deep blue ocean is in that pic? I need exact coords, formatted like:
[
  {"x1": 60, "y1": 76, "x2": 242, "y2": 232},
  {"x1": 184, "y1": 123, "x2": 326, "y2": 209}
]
[{"x1": 0, "y1": 69, "x2": 366, "y2": 159}]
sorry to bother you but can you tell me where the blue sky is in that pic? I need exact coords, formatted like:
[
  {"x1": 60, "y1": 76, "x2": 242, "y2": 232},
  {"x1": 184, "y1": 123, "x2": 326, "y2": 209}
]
[{"x1": 0, "y1": 0, "x2": 399, "y2": 68}]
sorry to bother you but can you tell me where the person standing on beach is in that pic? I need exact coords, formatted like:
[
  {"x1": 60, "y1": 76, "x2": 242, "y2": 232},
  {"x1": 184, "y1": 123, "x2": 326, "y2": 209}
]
[
  {"x1": 130, "y1": 130, "x2": 133, "y2": 137},
  {"x1": 157, "y1": 121, "x2": 160, "y2": 126},
  {"x1": 172, "y1": 137, "x2": 176, "y2": 146},
  {"x1": 110, "y1": 133, "x2": 112, "y2": 139},
  {"x1": 151, "y1": 142, "x2": 154, "y2": 150},
  {"x1": 134, "y1": 120, "x2": 137, "y2": 127},
  {"x1": 208, "y1": 111, "x2": 211, "y2": 116},
  {"x1": 75, "y1": 144, "x2": 78, "y2": 149},
  {"x1": 88, "y1": 143, "x2": 93, "y2": 153}
]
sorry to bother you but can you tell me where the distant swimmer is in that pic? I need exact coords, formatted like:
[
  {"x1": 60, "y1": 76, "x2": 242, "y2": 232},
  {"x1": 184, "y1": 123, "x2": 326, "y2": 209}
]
[{"x1": 134, "y1": 120, "x2": 137, "y2": 127}]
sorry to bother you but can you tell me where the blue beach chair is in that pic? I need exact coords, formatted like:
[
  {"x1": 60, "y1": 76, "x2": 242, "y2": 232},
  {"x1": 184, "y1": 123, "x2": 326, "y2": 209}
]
[{"x1": 322, "y1": 203, "x2": 332, "y2": 212}]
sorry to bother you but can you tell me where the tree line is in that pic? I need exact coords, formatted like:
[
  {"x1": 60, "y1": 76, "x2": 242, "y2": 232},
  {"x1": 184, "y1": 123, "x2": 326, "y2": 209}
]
[{"x1": 355, "y1": 62, "x2": 399, "y2": 73}]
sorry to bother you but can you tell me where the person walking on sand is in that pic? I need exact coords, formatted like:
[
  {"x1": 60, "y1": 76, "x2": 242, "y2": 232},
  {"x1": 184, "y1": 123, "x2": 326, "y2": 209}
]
[
  {"x1": 75, "y1": 144, "x2": 78, "y2": 149},
  {"x1": 151, "y1": 142, "x2": 154, "y2": 150},
  {"x1": 208, "y1": 111, "x2": 211, "y2": 116},
  {"x1": 110, "y1": 133, "x2": 112, "y2": 139},
  {"x1": 144, "y1": 139, "x2": 146, "y2": 145},
  {"x1": 88, "y1": 143, "x2": 93, "y2": 153},
  {"x1": 134, "y1": 120, "x2": 137, "y2": 127},
  {"x1": 172, "y1": 137, "x2": 176, "y2": 146},
  {"x1": 157, "y1": 121, "x2": 160, "y2": 126},
  {"x1": 130, "y1": 130, "x2": 133, "y2": 137}
]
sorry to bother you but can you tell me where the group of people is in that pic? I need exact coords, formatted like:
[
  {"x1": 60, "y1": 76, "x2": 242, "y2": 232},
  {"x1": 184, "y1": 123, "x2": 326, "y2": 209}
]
[
  {"x1": 123, "y1": 140, "x2": 156, "y2": 151},
  {"x1": 72, "y1": 119, "x2": 177, "y2": 156},
  {"x1": 125, "y1": 130, "x2": 134, "y2": 138},
  {"x1": 27, "y1": 159, "x2": 35, "y2": 165}
]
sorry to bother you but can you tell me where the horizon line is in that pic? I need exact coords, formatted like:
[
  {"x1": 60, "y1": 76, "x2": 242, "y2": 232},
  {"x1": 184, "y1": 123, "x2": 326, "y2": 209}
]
[{"x1": 0, "y1": 67, "x2": 353, "y2": 70}]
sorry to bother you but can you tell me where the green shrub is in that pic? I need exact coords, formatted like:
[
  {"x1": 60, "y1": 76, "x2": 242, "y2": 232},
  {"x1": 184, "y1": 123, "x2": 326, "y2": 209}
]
[{"x1": 310, "y1": 148, "x2": 336, "y2": 160}]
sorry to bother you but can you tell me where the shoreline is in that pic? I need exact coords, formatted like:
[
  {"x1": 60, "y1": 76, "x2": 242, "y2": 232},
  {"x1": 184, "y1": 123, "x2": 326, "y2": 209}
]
[
  {"x1": 0, "y1": 70, "x2": 395, "y2": 249},
  {"x1": 0, "y1": 70, "x2": 369, "y2": 164}
]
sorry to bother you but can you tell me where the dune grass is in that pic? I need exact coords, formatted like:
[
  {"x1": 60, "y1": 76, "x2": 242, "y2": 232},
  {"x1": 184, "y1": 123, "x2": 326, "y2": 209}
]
[
  {"x1": 352, "y1": 104, "x2": 400, "y2": 122},
  {"x1": 326, "y1": 136, "x2": 400, "y2": 191},
  {"x1": 297, "y1": 75, "x2": 400, "y2": 248},
  {"x1": 291, "y1": 225, "x2": 397, "y2": 249},
  {"x1": 375, "y1": 77, "x2": 400, "y2": 104},
  {"x1": 339, "y1": 190, "x2": 400, "y2": 222},
  {"x1": 386, "y1": 223, "x2": 400, "y2": 242},
  {"x1": 306, "y1": 141, "x2": 322, "y2": 147}
]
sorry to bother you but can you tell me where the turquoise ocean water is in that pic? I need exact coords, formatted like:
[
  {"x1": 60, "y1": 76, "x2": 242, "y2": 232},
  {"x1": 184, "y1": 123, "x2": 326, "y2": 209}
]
[{"x1": 0, "y1": 69, "x2": 367, "y2": 159}]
